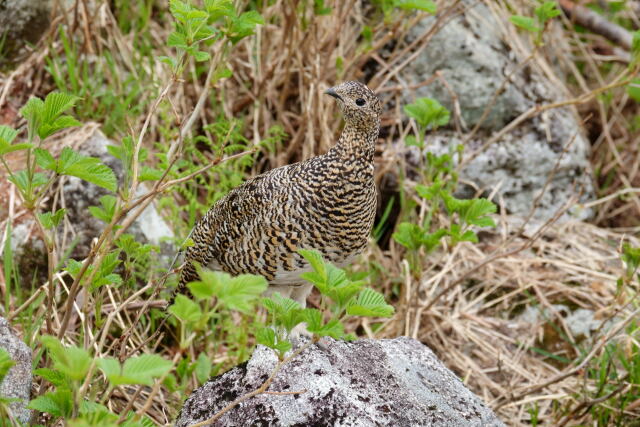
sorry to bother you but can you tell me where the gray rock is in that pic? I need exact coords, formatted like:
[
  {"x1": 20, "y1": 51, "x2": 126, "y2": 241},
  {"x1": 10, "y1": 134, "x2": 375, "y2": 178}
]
[
  {"x1": 0, "y1": 0, "x2": 51, "y2": 65},
  {"x1": 398, "y1": 0, "x2": 594, "y2": 220},
  {"x1": 176, "y1": 337, "x2": 505, "y2": 426},
  {"x1": 0, "y1": 317, "x2": 32, "y2": 424}
]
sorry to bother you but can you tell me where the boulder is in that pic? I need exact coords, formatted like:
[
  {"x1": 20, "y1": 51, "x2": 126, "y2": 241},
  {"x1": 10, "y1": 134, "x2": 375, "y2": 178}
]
[
  {"x1": 398, "y1": 0, "x2": 594, "y2": 221},
  {"x1": 0, "y1": 317, "x2": 32, "y2": 424},
  {"x1": 176, "y1": 337, "x2": 505, "y2": 426},
  {"x1": 0, "y1": 0, "x2": 51, "y2": 65}
]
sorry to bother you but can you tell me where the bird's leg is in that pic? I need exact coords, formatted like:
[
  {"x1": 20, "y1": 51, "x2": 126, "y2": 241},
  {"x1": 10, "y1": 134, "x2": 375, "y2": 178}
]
[{"x1": 288, "y1": 283, "x2": 314, "y2": 347}]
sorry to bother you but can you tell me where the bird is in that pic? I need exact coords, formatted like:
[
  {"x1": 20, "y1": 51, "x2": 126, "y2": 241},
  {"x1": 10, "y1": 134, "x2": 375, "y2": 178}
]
[{"x1": 174, "y1": 81, "x2": 382, "y2": 308}]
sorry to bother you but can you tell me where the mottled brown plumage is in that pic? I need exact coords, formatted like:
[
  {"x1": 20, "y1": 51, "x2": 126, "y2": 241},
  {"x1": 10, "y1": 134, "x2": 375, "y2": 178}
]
[{"x1": 175, "y1": 81, "x2": 382, "y2": 306}]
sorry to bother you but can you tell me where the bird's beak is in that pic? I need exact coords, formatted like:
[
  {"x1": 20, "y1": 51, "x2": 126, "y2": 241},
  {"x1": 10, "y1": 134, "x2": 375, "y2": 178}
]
[{"x1": 324, "y1": 87, "x2": 342, "y2": 101}]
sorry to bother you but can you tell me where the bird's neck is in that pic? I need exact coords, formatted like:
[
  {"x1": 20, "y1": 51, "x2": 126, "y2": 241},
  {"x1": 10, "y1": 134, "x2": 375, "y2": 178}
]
[{"x1": 330, "y1": 121, "x2": 380, "y2": 163}]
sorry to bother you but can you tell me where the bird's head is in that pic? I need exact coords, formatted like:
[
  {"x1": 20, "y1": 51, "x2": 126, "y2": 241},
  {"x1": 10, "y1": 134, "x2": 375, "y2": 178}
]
[{"x1": 325, "y1": 81, "x2": 381, "y2": 129}]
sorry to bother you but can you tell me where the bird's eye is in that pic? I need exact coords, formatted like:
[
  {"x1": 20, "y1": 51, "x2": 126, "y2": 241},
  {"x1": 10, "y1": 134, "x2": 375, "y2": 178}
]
[{"x1": 355, "y1": 98, "x2": 366, "y2": 106}]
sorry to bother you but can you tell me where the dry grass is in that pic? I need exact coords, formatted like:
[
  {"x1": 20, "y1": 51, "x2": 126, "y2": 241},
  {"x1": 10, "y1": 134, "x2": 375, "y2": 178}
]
[{"x1": 0, "y1": 0, "x2": 639, "y2": 425}]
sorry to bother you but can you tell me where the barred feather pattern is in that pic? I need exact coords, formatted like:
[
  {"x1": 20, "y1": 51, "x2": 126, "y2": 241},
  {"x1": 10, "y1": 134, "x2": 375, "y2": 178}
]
[{"x1": 174, "y1": 81, "x2": 382, "y2": 305}]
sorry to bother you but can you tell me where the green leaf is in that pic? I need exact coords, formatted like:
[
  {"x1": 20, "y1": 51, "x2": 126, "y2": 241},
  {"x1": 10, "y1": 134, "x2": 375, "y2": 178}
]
[
  {"x1": 0, "y1": 125, "x2": 29, "y2": 156},
  {"x1": 459, "y1": 229, "x2": 478, "y2": 243},
  {"x1": 168, "y1": 294, "x2": 202, "y2": 323},
  {"x1": 227, "y1": 10, "x2": 264, "y2": 44},
  {"x1": 221, "y1": 274, "x2": 268, "y2": 312},
  {"x1": 20, "y1": 96, "x2": 45, "y2": 138},
  {"x1": 89, "y1": 195, "x2": 117, "y2": 223},
  {"x1": 37, "y1": 208, "x2": 66, "y2": 230},
  {"x1": 392, "y1": 222, "x2": 423, "y2": 250},
  {"x1": 261, "y1": 293, "x2": 303, "y2": 332},
  {"x1": 41, "y1": 336, "x2": 91, "y2": 381},
  {"x1": 97, "y1": 357, "x2": 121, "y2": 382},
  {"x1": 99, "y1": 354, "x2": 172, "y2": 386},
  {"x1": 534, "y1": 2, "x2": 561, "y2": 24},
  {"x1": 42, "y1": 92, "x2": 79, "y2": 124},
  {"x1": 194, "y1": 353, "x2": 211, "y2": 384},
  {"x1": 510, "y1": 15, "x2": 539, "y2": 32},
  {"x1": 122, "y1": 354, "x2": 172, "y2": 386},
  {"x1": 346, "y1": 288, "x2": 395, "y2": 318},
  {"x1": 298, "y1": 249, "x2": 326, "y2": 279},
  {"x1": 462, "y1": 198, "x2": 497, "y2": 227},
  {"x1": 28, "y1": 389, "x2": 73, "y2": 418},
  {"x1": 34, "y1": 147, "x2": 56, "y2": 170},
  {"x1": 627, "y1": 79, "x2": 640, "y2": 102},
  {"x1": 57, "y1": 147, "x2": 117, "y2": 192},
  {"x1": 0, "y1": 125, "x2": 18, "y2": 145},
  {"x1": 38, "y1": 115, "x2": 81, "y2": 140},
  {"x1": 415, "y1": 182, "x2": 442, "y2": 201},
  {"x1": 193, "y1": 50, "x2": 211, "y2": 62},
  {"x1": 394, "y1": 0, "x2": 437, "y2": 13},
  {"x1": 0, "y1": 348, "x2": 15, "y2": 383},
  {"x1": 204, "y1": 0, "x2": 235, "y2": 21},
  {"x1": 632, "y1": 31, "x2": 640, "y2": 68},
  {"x1": 167, "y1": 31, "x2": 189, "y2": 49},
  {"x1": 34, "y1": 368, "x2": 67, "y2": 387},
  {"x1": 139, "y1": 166, "x2": 163, "y2": 182},
  {"x1": 404, "y1": 98, "x2": 450, "y2": 130},
  {"x1": 421, "y1": 229, "x2": 448, "y2": 253}
]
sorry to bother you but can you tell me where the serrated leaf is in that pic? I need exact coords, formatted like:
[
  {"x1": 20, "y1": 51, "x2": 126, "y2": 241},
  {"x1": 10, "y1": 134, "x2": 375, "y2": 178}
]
[
  {"x1": 404, "y1": 98, "x2": 450, "y2": 130},
  {"x1": 298, "y1": 249, "x2": 326, "y2": 279},
  {"x1": 458, "y1": 229, "x2": 478, "y2": 243},
  {"x1": 97, "y1": 357, "x2": 121, "y2": 381},
  {"x1": 167, "y1": 31, "x2": 189, "y2": 49},
  {"x1": 535, "y1": 1, "x2": 561, "y2": 23},
  {"x1": 89, "y1": 195, "x2": 117, "y2": 223},
  {"x1": 227, "y1": 10, "x2": 264, "y2": 44},
  {"x1": 34, "y1": 147, "x2": 56, "y2": 170},
  {"x1": 139, "y1": 166, "x2": 163, "y2": 181},
  {"x1": 314, "y1": 318, "x2": 344, "y2": 339},
  {"x1": 37, "y1": 209, "x2": 65, "y2": 230},
  {"x1": 221, "y1": 274, "x2": 268, "y2": 312},
  {"x1": 262, "y1": 293, "x2": 303, "y2": 332},
  {"x1": 394, "y1": 0, "x2": 436, "y2": 13},
  {"x1": 0, "y1": 125, "x2": 27, "y2": 155},
  {"x1": 20, "y1": 96, "x2": 44, "y2": 137},
  {"x1": 510, "y1": 15, "x2": 539, "y2": 32},
  {"x1": 194, "y1": 353, "x2": 211, "y2": 384},
  {"x1": 38, "y1": 115, "x2": 81, "y2": 139},
  {"x1": 40, "y1": 335, "x2": 91, "y2": 381},
  {"x1": 346, "y1": 288, "x2": 394, "y2": 318},
  {"x1": 463, "y1": 198, "x2": 496, "y2": 225},
  {"x1": 0, "y1": 125, "x2": 18, "y2": 145},
  {"x1": 392, "y1": 222, "x2": 423, "y2": 250},
  {"x1": 121, "y1": 354, "x2": 172, "y2": 386},
  {"x1": 415, "y1": 182, "x2": 442, "y2": 201},
  {"x1": 193, "y1": 50, "x2": 211, "y2": 62},
  {"x1": 33, "y1": 368, "x2": 67, "y2": 387},
  {"x1": 169, "y1": 294, "x2": 202, "y2": 323},
  {"x1": 57, "y1": 147, "x2": 117, "y2": 192},
  {"x1": 28, "y1": 389, "x2": 73, "y2": 418},
  {"x1": 0, "y1": 142, "x2": 32, "y2": 156},
  {"x1": 204, "y1": 0, "x2": 235, "y2": 21},
  {"x1": 256, "y1": 326, "x2": 277, "y2": 348},
  {"x1": 42, "y1": 92, "x2": 79, "y2": 124}
]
